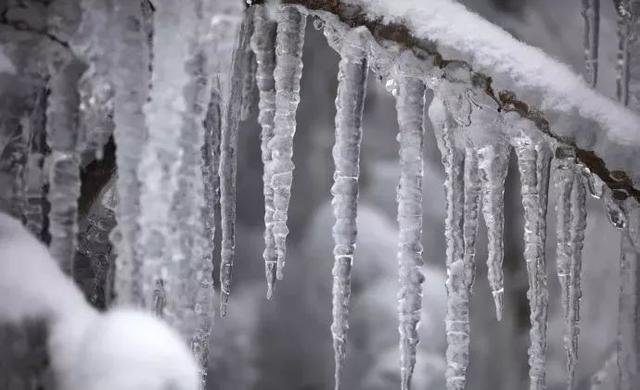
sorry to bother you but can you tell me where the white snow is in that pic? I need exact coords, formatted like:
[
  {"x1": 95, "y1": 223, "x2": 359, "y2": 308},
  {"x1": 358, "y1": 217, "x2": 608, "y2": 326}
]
[
  {"x1": 0, "y1": 212, "x2": 200, "y2": 390},
  {"x1": 348, "y1": 0, "x2": 640, "y2": 145}
]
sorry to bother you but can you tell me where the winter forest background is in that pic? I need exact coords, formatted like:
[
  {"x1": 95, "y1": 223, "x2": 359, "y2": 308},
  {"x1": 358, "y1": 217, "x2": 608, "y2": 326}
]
[{"x1": 0, "y1": 0, "x2": 638, "y2": 390}]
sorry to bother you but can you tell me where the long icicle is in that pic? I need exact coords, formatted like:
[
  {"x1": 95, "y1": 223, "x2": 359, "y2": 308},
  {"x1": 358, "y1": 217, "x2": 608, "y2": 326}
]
[
  {"x1": 514, "y1": 138, "x2": 552, "y2": 390},
  {"x1": 219, "y1": 10, "x2": 253, "y2": 316},
  {"x1": 567, "y1": 166, "x2": 586, "y2": 389},
  {"x1": 46, "y1": 60, "x2": 85, "y2": 274},
  {"x1": 617, "y1": 202, "x2": 639, "y2": 390},
  {"x1": 169, "y1": 2, "x2": 215, "y2": 384},
  {"x1": 330, "y1": 27, "x2": 369, "y2": 390},
  {"x1": 22, "y1": 88, "x2": 48, "y2": 238},
  {"x1": 395, "y1": 62, "x2": 429, "y2": 390},
  {"x1": 477, "y1": 142, "x2": 510, "y2": 321},
  {"x1": 251, "y1": 5, "x2": 279, "y2": 298},
  {"x1": 582, "y1": 0, "x2": 600, "y2": 87},
  {"x1": 270, "y1": 5, "x2": 307, "y2": 280},
  {"x1": 111, "y1": 0, "x2": 150, "y2": 305},
  {"x1": 431, "y1": 97, "x2": 470, "y2": 390},
  {"x1": 553, "y1": 147, "x2": 587, "y2": 389}
]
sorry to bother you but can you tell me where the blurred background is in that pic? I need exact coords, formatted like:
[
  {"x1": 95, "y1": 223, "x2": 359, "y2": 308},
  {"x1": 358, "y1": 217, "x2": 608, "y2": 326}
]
[
  {"x1": 0, "y1": 0, "x2": 628, "y2": 389},
  {"x1": 209, "y1": 1, "x2": 625, "y2": 390}
]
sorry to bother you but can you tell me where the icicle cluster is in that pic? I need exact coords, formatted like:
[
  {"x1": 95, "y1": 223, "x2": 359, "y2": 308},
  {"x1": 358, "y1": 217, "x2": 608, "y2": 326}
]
[
  {"x1": 329, "y1": 27, "x2": 369, "y2": 390},
  {"x1": 552, "y1": 146, "x2": 587, "y2": 390}
]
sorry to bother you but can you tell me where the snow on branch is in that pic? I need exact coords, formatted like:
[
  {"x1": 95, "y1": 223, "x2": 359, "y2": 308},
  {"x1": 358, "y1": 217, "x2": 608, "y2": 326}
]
[{"x1": 252, "y1": 0, "x2": 640, "y2": 204}]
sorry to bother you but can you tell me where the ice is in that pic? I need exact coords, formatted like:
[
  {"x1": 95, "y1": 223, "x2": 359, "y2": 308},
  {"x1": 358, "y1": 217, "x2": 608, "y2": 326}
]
[
  {"x1": 251, "y1": 4, "x2": 279, "y2": 298},
  {"x1": 512, "y1": 131, "x2": 551, "y2": 390},
  {"x1": 72, "y1": 0, "x2": 114, "y2": 161},
  {"x1": 396, "y1": 72, "x2": 427, "y2": 390},
  {"x1": 430, "y1": 97, "x2": 471, "y2": 390},
  {"x1": 45, "y1": 60, "x2": 85, "y2": 274},
  {"x1": 219, "y1": 10, "x2": 254, "y2": 317},
  {"x1": 330, "y1": 27, "x2": 369, "y2": 390},
  {"x1": 552, "y1": 147, "x2": 587, "y2": 389},
  {"x1": 614, "y1": 0, "x2": 640, "y2": 109},
  {"x1": 343, "y1": 0, "x2": 640, "y2": 149},
  {"x1": 111, "y1": 0, "x2": 151, "y2": 305},
  {"x1": 477, "y1": 141, "x2": 509, "y2": 321},
  {"x1": 582, "y1": 0, "x2": 600, "y2": 87},
  {"x1": 617, "y1": 203, "x2": 639, "y2": 390},
  {"x1": 22, "y1": 88, "x2": 48, "y2": 238},
  {"x1": 270, "y1": 5, "x2": 307, "y2": 280}
]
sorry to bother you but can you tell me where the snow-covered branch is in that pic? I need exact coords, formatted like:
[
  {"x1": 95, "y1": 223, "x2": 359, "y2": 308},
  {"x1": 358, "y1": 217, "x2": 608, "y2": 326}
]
[{"x1": 252, "y1": 0, "x2": 640, "y2": 204}]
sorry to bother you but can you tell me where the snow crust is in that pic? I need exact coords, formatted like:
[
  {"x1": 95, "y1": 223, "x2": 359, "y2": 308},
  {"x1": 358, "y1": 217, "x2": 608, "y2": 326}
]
[{"x1": 349, "y1": 0, "x2": 640, "y2": 145}]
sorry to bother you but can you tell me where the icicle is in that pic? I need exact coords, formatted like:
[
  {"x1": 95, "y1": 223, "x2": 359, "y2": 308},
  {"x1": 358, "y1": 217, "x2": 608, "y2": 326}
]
[
  {"x1": 219, "y1": 10, "x2": 254, "y2": 317},
  {"x1": 111, "y1": 0, "x2": 151, "y2": 305},
  {"x1": 22, "y1": 88, "x2": 48, "y2": 238},
  {"x1": 513, "y1": 133, "x2": 551, "y2": 390},
  {"x1": 477, "y1": 142, "x2": 510, "y2": 321},
  {"x1": 330, "y1": 27, "x2": 369, "y2": 390},
  {"x1": 396, "y1": 81, "x2": 428, "y2": 389},
  {"x1": 582, "y1": 0, "x2": 600, "y2": 87},
  {"x1": 251, "y1": 4, "x2": 279, "y2": 298},
  {"x1": 139, "y1": 1, "x2": 215, "y2": 384},
  {"x1": 552, "y1": 147, "x2": 587, "y2": 390},
  {"x1": 72, "y1": 0, "x2": 115, "y2": 160},
  {"x1": 46, "y1": 60, "x2": 85, "y2": 274},
  {"x1": 241, "y1": 9, "x2": 258, "y2": 121},
  {"x1": 617, "y1": 203, "x2": 640, "y2": 390},
  {"x1": 614, "y1": 0, "x2": 640, "y2": 107},
  {"x1": 431, "y1": 96, "x2": 470, "y2": 390},
  {"x1": 270, "y1": 5, "x2": 307, "y2": 280}
]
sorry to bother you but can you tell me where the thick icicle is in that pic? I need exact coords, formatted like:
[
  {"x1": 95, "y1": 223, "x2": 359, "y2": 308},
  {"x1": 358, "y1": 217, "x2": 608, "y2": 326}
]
[
  {"x1": 552, "y1": 147, "x2": 587, "y2": 390},
  {"x1": 431, "y1": 96, "x2": 470, "y2": 390},
  {"x1": 270, "y1": 5, "x2": 307, "y2": 280},
  {"x1": 477, "y1": 142, "x2": 509, "y2": 321},
  {"x1": 251, "y1": 5, "x2": 279, "y2": 298},
  {"x1": 330, "y1": 27, "x2": 369, "y2": 390},
  {"x1": 617, "y1": 205, "x2": 640, "y2": 390},
  {"x1": 396, "y1": 79, "x2": 428, "y2": 390},
  {"x1": 46, "y1": 60, "x2": 85, "y2": 274},
  {"x1": 513, "y1": 132, "x2": 551, "y2": 390},
  {"x1": 111, "y1": 0, "x2": 150, "y2": 305},
  {"x1": 582, "y1": 0, "x2": 600, "y2": 87},
  {"x1": 219, "y1": 10, "x2": 254, "y2": 317}
]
